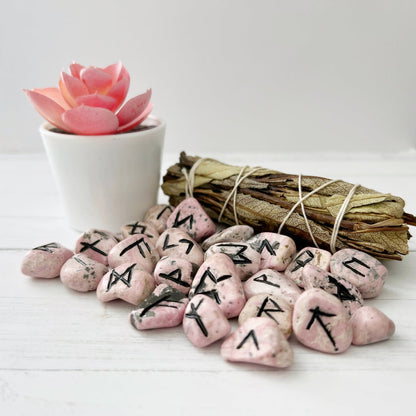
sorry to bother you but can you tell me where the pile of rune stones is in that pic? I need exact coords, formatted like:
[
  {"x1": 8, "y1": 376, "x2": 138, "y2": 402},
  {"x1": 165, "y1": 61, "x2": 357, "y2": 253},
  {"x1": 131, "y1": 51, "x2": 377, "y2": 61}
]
[{"x1": 21, "y1": 197, "x2": 396, "y2": 368}]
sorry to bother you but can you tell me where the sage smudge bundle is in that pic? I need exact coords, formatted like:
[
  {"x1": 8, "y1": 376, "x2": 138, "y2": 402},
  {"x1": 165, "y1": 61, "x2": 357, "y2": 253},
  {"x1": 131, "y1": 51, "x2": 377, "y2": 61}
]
[{"x1": 162, "y1": 153, "x2": 416, "y2": 260}]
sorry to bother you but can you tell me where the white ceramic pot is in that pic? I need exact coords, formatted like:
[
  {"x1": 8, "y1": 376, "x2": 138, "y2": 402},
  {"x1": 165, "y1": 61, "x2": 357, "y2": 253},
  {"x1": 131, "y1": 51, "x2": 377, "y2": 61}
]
[{"x1": 40, "y1": 116, "x2": 166, "y2": 232}]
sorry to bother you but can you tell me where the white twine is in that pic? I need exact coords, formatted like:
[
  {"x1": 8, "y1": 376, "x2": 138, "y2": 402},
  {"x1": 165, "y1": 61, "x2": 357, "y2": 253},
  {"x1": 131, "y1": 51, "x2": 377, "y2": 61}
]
[
  {"x1": 218, "y1": 166, "x2": 262, "y2": 225},
  {"x1": 181, "y1": 157, "x2": 208, "y2": 198},
  {"x1": 329, "y1": 183, "x2": 360, "y2": 253},
  {"x1": 277, "y1": 177, "x2": 339, "y2": 234},
  {"x1": 278, "y1": 175, "x2": 360, "y2": 254},
  {"x1": 298, "y1": 174, "x2": 319, "y2": 248},
  {"x1": 182, "y1": 160, "x2": 359, "y2": 254}
]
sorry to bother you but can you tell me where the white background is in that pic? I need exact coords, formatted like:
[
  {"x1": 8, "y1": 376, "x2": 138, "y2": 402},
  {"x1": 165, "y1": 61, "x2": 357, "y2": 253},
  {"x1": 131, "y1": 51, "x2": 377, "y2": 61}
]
[{"x1": 2, "y1": 0, "x2": 416, "y2": 154}]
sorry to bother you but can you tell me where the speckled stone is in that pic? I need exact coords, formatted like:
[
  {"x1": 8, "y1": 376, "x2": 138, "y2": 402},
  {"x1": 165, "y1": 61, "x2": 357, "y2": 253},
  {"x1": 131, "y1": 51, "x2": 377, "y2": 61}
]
[
  {"x1": 156, "y1": 228, "x2": 204, "y2": 267},
  {"x1": 129, "y1": 284, "x2": 189, "y2": 330},
  {"x1": 201, "y1": 225, "x2": 254, "y2": 251},
  {"x1": 166, "y1": 197, "x2": 216, "y2": 242},
  {"x1": 248, "y1": 233, "x2": 297, "y2": 272},
  {"x1": 75, "y1": 229, "x2": 118, "y2": 266},
  {"x1": 330, "y1": 249, "x2": 387, "y2": 299},
  {"x1": 107, "y1": 234, "x2": 159, "y2": 272},
  {"x1": 285, "y1": 247, "x2": 332, "y2": 287},
  {"x1": 204, "y1": 242, "x2": 261, "y2": 281},
  {"x1": 243, "y1": 269, "x2": 303, "y2": 307},
  {"x1": 154, "y1": 256, "x2": 196, "y2": 294},
  {"x1": 238, "y1": 294, "x2": 293, "y2": 338},
  {"x1": 21, "y1": 242, "x2": 73, "y2": 279},
  {"x1": 221, "y1": 317, "x2": 293, "y2": 368},
  {"x1": 60, "y1": 254, "x2": 108, "y2": 292},
  {"x1": 302, "y1": 264, "x2": 363, "y2": 316},
  {"x1": 189, "y1": 253, "x2": 246, "y2": 319},
  {"x1": 350, "y1": 306, "x2": 395, "y2": 345},
  {"x1": 293, "y1": 288, "x2": 352, "y2": 354},
  {"x1": 121, "y1": 221, "x2": 160, "y2": 244},
  {"x1": 183, "y1": 294, "x2": 231, "y2": 348},
  {"x1": 97, "y1": 262, "x2": 155, "y2": 305},
  {"x1": 143, "y1": 204, "x2": 174, "y2": 234}
]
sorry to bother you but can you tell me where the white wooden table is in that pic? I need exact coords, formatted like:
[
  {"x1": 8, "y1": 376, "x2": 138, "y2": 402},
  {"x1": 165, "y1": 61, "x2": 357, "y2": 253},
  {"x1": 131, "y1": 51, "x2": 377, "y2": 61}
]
[{"x1": 1, "y1": 152, "x2": 415, "y2": 416}]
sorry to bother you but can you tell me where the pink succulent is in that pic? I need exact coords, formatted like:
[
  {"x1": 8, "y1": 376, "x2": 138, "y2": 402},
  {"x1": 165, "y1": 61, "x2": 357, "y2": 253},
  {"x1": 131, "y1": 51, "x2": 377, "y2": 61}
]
[{"x1": 24, "y1": 62, "x2": 153, "y2": 135}]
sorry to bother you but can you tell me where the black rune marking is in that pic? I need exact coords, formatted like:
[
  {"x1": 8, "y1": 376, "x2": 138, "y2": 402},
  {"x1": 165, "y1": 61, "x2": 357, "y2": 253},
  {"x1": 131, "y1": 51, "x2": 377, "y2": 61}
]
[
  {"x1": 216, "y1": 243, "x2": 252, "y2": 265},
  {"x1": 162, "y1": 234, "x2": 178, "y2": 250},
  {"x1": 107, "y1": 263, "x2": 136, "y2": 291},
  {"x1": 194, "y1": 267, "x2": 232, "y2": 299},
  {"x1": 193, "y1": 267, "x2": 232, "y2": 304},
  {"x1": 179, "y1": 238, "x2": 194, "y2": 254},
  {"x1": 159, "y1": 268, "x2": 190, "y2": 288},
  {"x1": 258, "y1": 239, "x2": 278, "y2": 256},
  {"x1": 306, "y1": 306, "x2": 338, "y2": 351},
  {"x1": 33, "y1": 242, "x2": 60, "y2": 253},
  {"x1": 185, "y1": 298, "x2": 208, "y2": 337},
  {"x1": 80, "y1": 240, "x2": 107, "y2": 256},
  {"x1": 327, "y1": 276, "x2": 356, "y2": 302},
  {"x1": 253, "y1": 274, "x2": 280, "y2": 288},
  {"x1": 127, "y1": 222, "x2": 152, "y2": 237},
  {"x1": 126, "y1": 221, "x2": 142, "y2": 234},
  {"x1": 136, "y1": 286, "x2": 185, "y2": 317},
  {"x1": 236, "y1": 329, "x2": 260, "y2": 350},
  {"x1": 139, "y1": 294, "x2": 179, "y2": 317},
  {"x1": 172, "y1": 211, "x2": 194, "y2": 230},
  {"x1": 156, "y1": 205, "x2": 173, "y2": 220},
  {"x1": 94, "y1": 230, "x2": 113, "y2": 239},
  {"x1": 74, "y1": 256, "x2": 88, "y2": 267},
  {"x1": 197, "y1": 289, "x2": 221, "y2": 304},
  {"x1": 342, "y1": 257, "x2": 370, "y2": 277},
  {"x1": 257, "y1": 297, "x2": 284, "y2": 323},
  {"x1": 291, "y1": 250, "x2": 314, "y2": 272},
  {"x1": 119, "y1": 238, "x2": 152, "y2": 258}
]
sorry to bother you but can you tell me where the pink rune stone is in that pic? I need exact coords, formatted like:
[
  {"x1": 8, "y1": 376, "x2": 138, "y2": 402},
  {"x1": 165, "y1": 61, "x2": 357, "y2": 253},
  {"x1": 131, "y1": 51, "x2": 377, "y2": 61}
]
[
  {"x1": 247, "y1": 233, "x2": 296, "y2": 272},
  {"x1": 204, "y1": 242, "x2": 261, "y2": 281},
  {"x1": 60, "y1": 254, "x2": 108, "y2": 292},
  {"x1": 201, "y1": 225, "x2": 254, "y2": 251},
  {"x1": 166, "y1": 197, "x2": 216, "y2": 242},
  {"x1": 156, "y1": 228, "x2": 204, "y2": 267},
  {"x1": 189, "y1": 253, "x2": 246, "y2": 319},
  {"x1": 154, "y1": 256, "x2": 195, "y2": 294},
  {"x1": 121, "y1": 221, "x2": 160, "y2": 244},
  {"x1": 243, "y1": 269, "x2": 302, "y2": 307},
  {"x1": 302, "y1": 264, "x2": 363, "y2": 317},
  {"x1": 238, "y1": 294, "x2": 293, "y2": 339},
  {"x1": 293, "y1": 288, "x2": 352, "y2": 354},
  {"x1": 97, "y1": 262, "x2": 155, "y2": 305},
  {"x1": 285, "y1": 247, "x2": 331, "y2": 287},
  {"x1": 350, "y1": 306, "x2": 395, "y2": 345},
  {"x1": 108, "y1": 234, "x2": 159, "y2": 272},
  {"x1": 75, "y1": 229, "x2": 118, "y2": 266},
  {"x1": 221, "y1": 317, "x2": 293, "y2": 368},
  {"x1": 129, "y1": 284, "x2": 189, "y2": 330},
  {"x1": 112, "y1": 232, "x2": 124, "y2": 242},
  {"x1": 330, "y1": 249, "x2": 387, "y2": 299},
  {"x1": 183, "y1": 294, "x2": 231, "y2": 348},
  {"x1": 143, "y1": 204, "x2": 174, "y2": 234},
  {"x1": 21, "y1": 242, "x2": 73, "y2": 279}
]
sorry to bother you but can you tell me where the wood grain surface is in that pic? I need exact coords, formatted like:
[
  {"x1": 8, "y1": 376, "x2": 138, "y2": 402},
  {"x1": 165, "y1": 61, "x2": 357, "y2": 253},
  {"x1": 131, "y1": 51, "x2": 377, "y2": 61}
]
[{"x1": 1, "y1": 153, "x2": 415, "y2": 416}]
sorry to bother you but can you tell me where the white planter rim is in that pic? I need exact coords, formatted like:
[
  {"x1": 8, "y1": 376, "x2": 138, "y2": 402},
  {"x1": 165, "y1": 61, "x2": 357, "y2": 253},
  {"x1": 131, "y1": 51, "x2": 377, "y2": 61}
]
[{"x1": 39, "y1": 115, "x2": 166, "y2": 142}]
